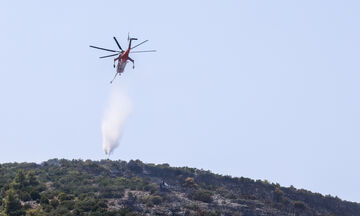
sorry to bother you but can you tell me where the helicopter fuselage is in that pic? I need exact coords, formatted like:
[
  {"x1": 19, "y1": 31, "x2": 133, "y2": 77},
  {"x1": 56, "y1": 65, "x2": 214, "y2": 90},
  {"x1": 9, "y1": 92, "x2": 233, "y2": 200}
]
[
  {"x1": 116, "y1": 49, "x2": 130, "y2": 73},
  {"x1": 117, "y1": 58, "x2": 127, "y2": 73}
]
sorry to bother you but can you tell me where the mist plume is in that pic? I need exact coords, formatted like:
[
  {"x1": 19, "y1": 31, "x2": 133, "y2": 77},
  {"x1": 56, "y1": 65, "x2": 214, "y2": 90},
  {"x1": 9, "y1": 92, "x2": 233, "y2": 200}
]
[{"x1": 101, "y1": 87, "x2": 132, "y2": 155}]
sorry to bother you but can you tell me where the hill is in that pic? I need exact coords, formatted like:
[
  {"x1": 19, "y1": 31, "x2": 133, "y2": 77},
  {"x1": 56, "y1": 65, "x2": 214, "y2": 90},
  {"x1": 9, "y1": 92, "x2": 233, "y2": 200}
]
[{"x1": 0, "y1": 159, "x2": 359, "y2": 216}]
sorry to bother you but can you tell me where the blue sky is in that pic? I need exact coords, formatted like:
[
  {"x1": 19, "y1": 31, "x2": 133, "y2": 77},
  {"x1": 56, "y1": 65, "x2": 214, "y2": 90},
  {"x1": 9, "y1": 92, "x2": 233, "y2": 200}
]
[{"x1": 1, "y1": 1, "x2": 360, "y2": 202}]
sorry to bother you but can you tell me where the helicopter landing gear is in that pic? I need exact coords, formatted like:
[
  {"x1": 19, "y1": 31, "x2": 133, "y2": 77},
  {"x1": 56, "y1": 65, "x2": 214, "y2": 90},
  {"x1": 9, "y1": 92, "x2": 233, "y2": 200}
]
[{"x1": 128, "y1": 57, "x2": 135, "y2": 69}]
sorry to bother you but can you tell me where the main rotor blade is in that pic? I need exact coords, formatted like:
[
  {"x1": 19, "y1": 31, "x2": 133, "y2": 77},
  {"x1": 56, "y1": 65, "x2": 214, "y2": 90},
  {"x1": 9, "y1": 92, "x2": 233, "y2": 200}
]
[
  {"x1": 131, "y1": 40, "x2": 148, "y2": 50},
  {"x1": 99, "y1": 53, "x2": 119, "y2": 59},
  {"x1": 130, "y1": 50, "x2": 156, "y2": 53},
  {"x1": 89, "y1": 45, "x2": 118, "y2": 52},
  {"x1": 113, "y1": 37, "x2": 124, "y2": 51}
]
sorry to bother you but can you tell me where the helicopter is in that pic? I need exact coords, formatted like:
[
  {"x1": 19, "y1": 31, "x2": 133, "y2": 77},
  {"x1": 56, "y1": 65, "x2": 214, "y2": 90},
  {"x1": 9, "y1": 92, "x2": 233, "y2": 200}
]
[{"x1": 90, "y1": 34, "x2": 156, "y2": 83}]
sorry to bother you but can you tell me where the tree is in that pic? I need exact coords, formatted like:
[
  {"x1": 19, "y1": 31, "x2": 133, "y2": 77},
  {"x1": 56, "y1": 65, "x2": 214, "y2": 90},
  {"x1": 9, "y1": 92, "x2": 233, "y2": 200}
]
[
  {"x1": 128, "y1": 160, "x2": 143, "y2": 173},
  {"x1": 25, "y1": 171, "x2": 38, "y2": 186},
  {"x1": 12, "y1": 170, "x2": 26, "y2": 190},
  {"x1": 2, "y1": 189, "x2": 25, "y2": 216},
  {"x1": 273, "y1": 187, "x2": 284, "y2": 202}
]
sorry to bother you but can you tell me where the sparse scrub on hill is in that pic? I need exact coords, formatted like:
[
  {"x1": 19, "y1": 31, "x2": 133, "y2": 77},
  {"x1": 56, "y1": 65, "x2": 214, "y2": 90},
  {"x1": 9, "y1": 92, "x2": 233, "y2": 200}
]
[{"x1": 0, "y1": 159, "x2": 359, "y2": 216}]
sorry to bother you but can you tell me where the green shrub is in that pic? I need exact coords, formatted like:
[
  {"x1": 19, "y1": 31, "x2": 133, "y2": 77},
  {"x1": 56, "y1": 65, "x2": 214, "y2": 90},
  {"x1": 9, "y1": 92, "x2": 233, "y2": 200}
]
[
  {"x1": 42, "y1": 204, "x2": 52, "y2": 213},
  {"x1": 29, "y1": 190, "x2": 41, "y2": 200},
  {"x1": 58, "y1": 192, "x2": 74, "y2": 202},
  {"x1": 50, "y1": 199, "x2": 59, "y2": 208},
  {"x1": 26, "y1": 208, "x2": 46, "y2": 216},
  {"x1": 19, "y1": 191, "x2": 31, "y2": 201},
  {"x1": 189, "y1": 189, "x2": 213, "y2": 203},
  {"x1": 40, "y1": 195, "x2": 49, "y2": 205},
  {"x1": 74, "y1": 198, "x2": 97, "y2": 212},
  {"x1": 128, "y1": 160, "x2": 143, "y2": 173},
  {"x1": 60, "y1": 200, "x2": 75, "y2": 210},
  {"x1": 149, "y1": 195, "x2": 162, "y2": 205},
  {"x1": 53, "y1": 206, "x2": 71, "y2": 215}
]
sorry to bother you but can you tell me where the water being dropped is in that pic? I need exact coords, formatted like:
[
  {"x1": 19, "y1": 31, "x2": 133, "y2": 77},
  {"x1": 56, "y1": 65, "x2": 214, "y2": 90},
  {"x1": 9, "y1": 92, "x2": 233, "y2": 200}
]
[{"x1": 101, "y1": 86, "x2": 132, "y2": 155}]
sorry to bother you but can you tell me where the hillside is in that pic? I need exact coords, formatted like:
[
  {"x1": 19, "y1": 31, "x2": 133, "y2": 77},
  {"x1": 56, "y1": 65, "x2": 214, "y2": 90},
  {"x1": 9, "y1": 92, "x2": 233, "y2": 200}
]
[{"x1": 0, "y1": 159, "x2": 359, "y2": 216}]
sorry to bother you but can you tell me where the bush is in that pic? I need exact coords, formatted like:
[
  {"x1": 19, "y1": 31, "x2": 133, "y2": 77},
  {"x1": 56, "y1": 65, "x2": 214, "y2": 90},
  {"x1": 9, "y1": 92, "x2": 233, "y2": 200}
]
[
  {"x1": 74, "y1": 198, "x2": 97, "y2": 212},
  {"x1": 294, "y1": 201, "x2": 306, "y2": 210},
  {"x1": 40, "y1": 195, "x2": 49, "y2": 205},
  {"x1": 30, "y1": 190, "x2": 41, "y2": 200},
  {"x1": 149, "y1": 195, "x2": 162, "y2": 205},
  {"x1": 42, "y1": 204, "x2": 53, "y2": 213},
  {"x1": 58, "y1": 192, "x2": 74, "y2": 201},
  {"x1": 273, "y1": 187, "x2": 284, "y2": 202},
  {"x1": 19, "y1": 191, "x2": 31, "y2": 201},
  {"x1": 184, "y1": 177, "x2": 196, "y2": 188},
  {"x1": 53, "y1": 206, "x2": 71, "y2": 215},
  {"x1": 50, "y1": 199, "x2": 59, "y2": 208},
  {"x1": 60, "y1": 200, "x2": 75, "y2": 210},
  {"x1": 128, "y1": 160, "x2": 143, "y2": 173},
  {"x1": 189, "y1": 189, "x2": 213, "y2": 203},
  {"x1": 26, "y1": 207, "x2": 46, "y2": 216}
]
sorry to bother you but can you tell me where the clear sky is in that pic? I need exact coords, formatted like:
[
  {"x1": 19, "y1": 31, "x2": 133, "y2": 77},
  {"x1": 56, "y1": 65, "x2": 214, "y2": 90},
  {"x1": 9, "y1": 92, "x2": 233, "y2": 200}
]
[{"x1": 1, "y1": 0, "x2": 359, "y2": 202}]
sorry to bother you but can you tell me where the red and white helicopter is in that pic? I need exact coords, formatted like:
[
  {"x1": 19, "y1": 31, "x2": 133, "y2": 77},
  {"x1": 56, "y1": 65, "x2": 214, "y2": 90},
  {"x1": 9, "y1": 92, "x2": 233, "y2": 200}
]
[{"x1": 90, "y1": 34, "x2": 156, "y2": 83}]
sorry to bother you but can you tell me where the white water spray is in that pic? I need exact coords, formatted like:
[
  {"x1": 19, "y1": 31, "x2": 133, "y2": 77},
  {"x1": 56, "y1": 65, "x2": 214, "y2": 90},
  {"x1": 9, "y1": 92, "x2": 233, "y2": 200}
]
[{"x1": 101, "y1": 87, "x2": 132, "y2": 155}]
